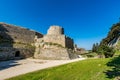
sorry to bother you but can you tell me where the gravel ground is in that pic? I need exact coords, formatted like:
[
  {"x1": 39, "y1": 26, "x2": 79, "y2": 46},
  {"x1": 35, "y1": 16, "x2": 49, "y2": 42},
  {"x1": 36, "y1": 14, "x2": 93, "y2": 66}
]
[{"x1": 0, "y1": 58, "x2": 86, "y2": 80}]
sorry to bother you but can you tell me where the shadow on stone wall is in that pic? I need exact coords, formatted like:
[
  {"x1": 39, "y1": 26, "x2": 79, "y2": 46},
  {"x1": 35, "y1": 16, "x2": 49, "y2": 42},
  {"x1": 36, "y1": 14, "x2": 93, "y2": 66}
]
[
  {"x1": 0, "y1": 24, "x2": 14, "y2": 47},
  {"x1": 0, "y1": 23, "x2": 36, "y2": 60},
  {"x1": 104, "y1": 56, "x2": 120, "y2": 79},
  {"x1": 0, "y1": 24, "x2": 15, "y2": 60}
]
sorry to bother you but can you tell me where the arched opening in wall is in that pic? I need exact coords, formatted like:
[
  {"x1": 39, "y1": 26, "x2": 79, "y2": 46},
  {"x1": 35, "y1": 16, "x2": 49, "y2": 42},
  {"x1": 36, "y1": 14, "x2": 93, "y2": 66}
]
[{"x1": 15, "y1": 51, "x2": 20, "y2": 57}]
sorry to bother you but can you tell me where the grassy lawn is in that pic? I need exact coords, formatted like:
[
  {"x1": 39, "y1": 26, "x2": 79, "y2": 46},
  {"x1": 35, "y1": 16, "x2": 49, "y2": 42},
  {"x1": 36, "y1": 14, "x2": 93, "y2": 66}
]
[{"x1": 6, "y1": 57, "x2": 119, "y2": 80}]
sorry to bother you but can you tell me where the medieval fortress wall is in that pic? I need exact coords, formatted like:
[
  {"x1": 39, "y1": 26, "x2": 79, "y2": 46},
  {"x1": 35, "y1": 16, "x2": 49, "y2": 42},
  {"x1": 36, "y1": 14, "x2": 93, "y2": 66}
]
[
  {"x1": 0, "y1": 23, "x2": 43, "y2": 60},
  {"x1": 0, "y1": 23, "x2": 43, "y2": 44},
  {"x1": 0, "y1": 23, "x2": 78, "y2": 60},
  {"x1": 34, "y1": 26, "x2": 77, "y2": 59}
]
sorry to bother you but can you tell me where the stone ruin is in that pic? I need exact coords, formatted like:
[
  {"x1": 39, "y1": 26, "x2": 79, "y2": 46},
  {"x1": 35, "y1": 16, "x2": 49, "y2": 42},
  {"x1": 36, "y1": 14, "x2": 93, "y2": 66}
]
[
  {"x1": 0, "y1": 22, "x2": 43, "y2": 60},
  {"x1": 44, "y1": 26, "x2": 74, "y2": 49},
  {"x1": 34, "y1": 26, "x2": 78, "y2": 59},
  {"x1": 0, "y1": 23, "x2": 78, "y2": 60}
]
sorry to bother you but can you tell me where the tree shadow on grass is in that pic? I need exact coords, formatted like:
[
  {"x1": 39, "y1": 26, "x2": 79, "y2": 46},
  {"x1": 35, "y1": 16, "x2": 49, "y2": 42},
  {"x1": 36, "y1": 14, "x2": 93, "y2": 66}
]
[{"x1": 105, "y1": 55, "x2": 120, "y2": 79}]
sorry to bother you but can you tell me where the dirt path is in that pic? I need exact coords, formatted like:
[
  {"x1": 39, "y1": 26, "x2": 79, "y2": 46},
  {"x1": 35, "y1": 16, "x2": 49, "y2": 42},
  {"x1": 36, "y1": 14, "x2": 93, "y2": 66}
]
[{"x1": 0, "y1": 58, "x2": 85, "y2": 80}]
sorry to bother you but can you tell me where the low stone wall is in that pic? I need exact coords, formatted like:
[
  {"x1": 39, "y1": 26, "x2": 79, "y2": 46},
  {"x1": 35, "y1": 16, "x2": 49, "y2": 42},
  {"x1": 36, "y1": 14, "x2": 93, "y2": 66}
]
[{"x1": 0, "y1": 44, "x2": 35, "y2": 61}]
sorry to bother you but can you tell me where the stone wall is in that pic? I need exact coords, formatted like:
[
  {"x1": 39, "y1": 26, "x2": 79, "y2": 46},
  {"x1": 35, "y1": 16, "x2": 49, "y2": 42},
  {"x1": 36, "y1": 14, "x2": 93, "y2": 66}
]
[
  {"x1": 43, "y1": 26, "x2": 74, "y2": 49},
  {"x1": 34, "y1": 25, "x2": 77, "y2": 60},
  {"x1": 0, "y1": 22, "x2": 43, "y2": 60},
  {"x1": 43, "y1": 35, "x2": 74, "y2": 49},
  {"x1": 0, "y1": 23, "x2": 43, "y2": 44},
  {"x1": 34, "y1": 48, "x2": 78, "y2": 60},
  {"x1": 65, "y1": 36, "x2": 74, "y2": 49},
  {"x1": 0, "y1": 23, "x2": 76, "y2": 60},
  {"x1": 43, "y1": 35, "x2": 66, "y2": 47},
  {"x1": 0, "y1": 45, "x2": 35, "y2": 60}
]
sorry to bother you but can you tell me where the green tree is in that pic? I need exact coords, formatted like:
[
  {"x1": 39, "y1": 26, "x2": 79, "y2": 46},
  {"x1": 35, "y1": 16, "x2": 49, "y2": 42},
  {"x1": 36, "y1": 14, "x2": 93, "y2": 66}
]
[
  {"x1": 100, "y1": 22, "x2": 120, "y2": 46},
  {"x1": 92, "y1": 43, "x2": 96, "y2": 52},
  {"x1": 97, "y1": 45, "x2": 115, "y2": 58},
  {"x1": 92, "y1": 43, "x2": 99, "y2": 52}
]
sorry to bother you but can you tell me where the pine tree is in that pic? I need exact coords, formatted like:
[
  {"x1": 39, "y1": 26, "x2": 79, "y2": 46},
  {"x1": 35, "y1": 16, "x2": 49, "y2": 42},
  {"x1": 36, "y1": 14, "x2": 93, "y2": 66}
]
[{"x1": 92, "y1": 43, "x2": 99, "y2": 52}]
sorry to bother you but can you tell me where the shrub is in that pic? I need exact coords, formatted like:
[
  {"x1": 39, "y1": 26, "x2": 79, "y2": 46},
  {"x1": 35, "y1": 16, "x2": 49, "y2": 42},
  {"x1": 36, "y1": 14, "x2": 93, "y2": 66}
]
[{"x1": 97, "y1": 45, "x2": 115, "y2": 58}]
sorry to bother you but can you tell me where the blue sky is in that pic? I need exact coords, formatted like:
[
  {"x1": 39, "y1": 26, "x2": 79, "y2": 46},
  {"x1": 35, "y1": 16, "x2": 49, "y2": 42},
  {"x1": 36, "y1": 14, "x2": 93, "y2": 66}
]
[{"x1": 0, "y1": 0, "x2": 120, "y2": 50}]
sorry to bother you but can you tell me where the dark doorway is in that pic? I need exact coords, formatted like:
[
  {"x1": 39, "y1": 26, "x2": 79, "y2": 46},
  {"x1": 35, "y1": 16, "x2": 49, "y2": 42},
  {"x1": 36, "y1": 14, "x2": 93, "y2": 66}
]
[{"x1": 15, "y1": 51, "x2": 20, "y2": 57}]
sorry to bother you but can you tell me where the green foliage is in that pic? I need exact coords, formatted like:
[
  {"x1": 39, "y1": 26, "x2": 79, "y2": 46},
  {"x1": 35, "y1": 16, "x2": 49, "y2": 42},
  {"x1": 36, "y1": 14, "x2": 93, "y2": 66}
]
[
  {"x1": 105, "y1": 56, "x2": 120, "y2": 79},
  {"x1": 87, "y1": 52, "x2": 97, "y2": 58},
  {"x1": 81, "y1": 52, "x2": 97, "y2": 58},
  {"x1": 114, "y1": 49, "x2": 120, "y2": 56},
  {"x1": 7, "y1": 58, "x2": 113, "y2": 80},
  {"x1": 91, "y1": 43, "x2": 114, "y2": 58},
  {"x1": 92, "y1": 43, "x2": 99, "y2": 52},
  {"x1": 100, "y1": 22, "x2": 120, "y2": 46},
  {"x1": 97, "y1": 45, "x2": 115, "y2": 58},
  {"x1": 97, "y1": 22, "x2": 120, "y2": 58}
]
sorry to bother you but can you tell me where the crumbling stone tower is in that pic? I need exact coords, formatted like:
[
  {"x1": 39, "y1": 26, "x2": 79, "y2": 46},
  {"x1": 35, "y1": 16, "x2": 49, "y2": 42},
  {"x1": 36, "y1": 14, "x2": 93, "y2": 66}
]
[
  {"x1": 47, "y1": 26, "x2": 64, "y2": 35},
  {"x1": 43, "y1": 26, "x2": 74, "y2": 49},
  {"x1": 34, "y1": 25, "x2": 77, "y2": 60}
]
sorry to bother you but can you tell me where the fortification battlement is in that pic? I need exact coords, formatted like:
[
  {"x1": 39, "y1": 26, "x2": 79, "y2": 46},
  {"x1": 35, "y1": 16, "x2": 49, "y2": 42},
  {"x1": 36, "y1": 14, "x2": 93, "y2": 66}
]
[
  {"x1": 65, "y1": 35, "x2": 73, "y2": 41},
  {"x1": 47, "y1": 26, "x2": 64, "y2": 35}
]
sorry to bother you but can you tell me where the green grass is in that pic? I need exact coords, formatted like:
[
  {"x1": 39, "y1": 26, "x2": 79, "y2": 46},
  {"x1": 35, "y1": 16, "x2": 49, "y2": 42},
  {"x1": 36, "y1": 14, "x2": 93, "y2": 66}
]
[
  {"x1": 81, "y1": 52, "x2": 98, "y2": 58},
  {"x1": 6, "y1": 58, "x2": 117, "y2": 80},
  {"x1": 115, "y1": 49, "x2": 120, "y2": 56}
]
